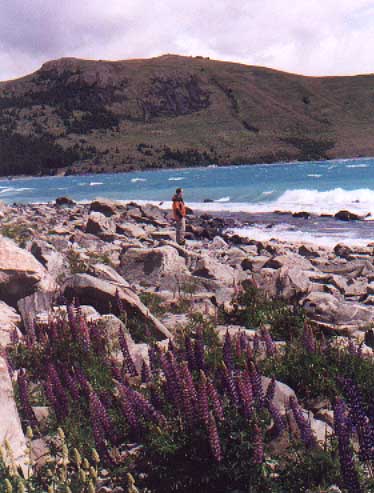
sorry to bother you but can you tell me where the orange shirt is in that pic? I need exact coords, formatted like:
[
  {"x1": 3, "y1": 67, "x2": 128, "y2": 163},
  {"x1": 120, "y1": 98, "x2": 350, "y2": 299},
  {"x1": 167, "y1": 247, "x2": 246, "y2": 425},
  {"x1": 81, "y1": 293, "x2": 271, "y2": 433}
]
[{"x1": 172, "y1": 196, "x2": 186, "y2": 220}]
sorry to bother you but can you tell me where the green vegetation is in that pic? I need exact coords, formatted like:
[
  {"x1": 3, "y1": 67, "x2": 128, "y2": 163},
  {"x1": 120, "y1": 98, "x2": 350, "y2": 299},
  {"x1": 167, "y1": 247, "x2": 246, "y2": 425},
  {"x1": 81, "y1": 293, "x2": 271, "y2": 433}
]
[{"x1": 2, "y1": 55, "x2": 374, "y2": 176}]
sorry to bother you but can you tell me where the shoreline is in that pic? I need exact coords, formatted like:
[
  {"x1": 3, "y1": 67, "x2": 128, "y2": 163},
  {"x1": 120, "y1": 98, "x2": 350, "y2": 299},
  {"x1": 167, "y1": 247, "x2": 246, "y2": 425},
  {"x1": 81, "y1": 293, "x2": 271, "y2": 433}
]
[{"x1": 1, "y1": 154, "x2": 374, "y2": 181}]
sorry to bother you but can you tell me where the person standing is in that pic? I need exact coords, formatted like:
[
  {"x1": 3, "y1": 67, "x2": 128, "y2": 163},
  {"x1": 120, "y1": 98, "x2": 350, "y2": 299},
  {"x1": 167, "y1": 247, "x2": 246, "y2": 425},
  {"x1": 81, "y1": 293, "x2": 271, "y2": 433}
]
[{"x1": 172, "y1": 188, "x2": 187, "y2": 245}]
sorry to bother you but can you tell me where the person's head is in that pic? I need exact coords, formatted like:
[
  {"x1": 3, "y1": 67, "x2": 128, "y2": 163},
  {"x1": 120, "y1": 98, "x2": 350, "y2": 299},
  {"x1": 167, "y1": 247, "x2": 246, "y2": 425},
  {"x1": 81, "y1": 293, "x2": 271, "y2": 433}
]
[{"x1": 176, "y1": 188, "x2": 183, "y2": 198}]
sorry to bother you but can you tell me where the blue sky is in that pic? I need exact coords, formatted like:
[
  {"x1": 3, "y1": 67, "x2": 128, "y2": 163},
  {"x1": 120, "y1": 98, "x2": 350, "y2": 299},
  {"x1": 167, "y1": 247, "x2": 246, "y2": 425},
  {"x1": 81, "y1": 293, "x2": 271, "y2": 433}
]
[{"x1": 0, "y1": 0, "x2": 373, "y2": 80}]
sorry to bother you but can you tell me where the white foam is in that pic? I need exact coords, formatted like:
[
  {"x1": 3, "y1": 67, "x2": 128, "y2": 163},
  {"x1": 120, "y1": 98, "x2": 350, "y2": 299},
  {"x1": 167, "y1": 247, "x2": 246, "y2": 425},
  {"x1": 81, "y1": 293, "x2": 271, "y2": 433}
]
[
  {"x1": 131, "y1": 178, "x2": 147, "y2": 183},
  {"x1": 168, "y1": 177, "x2": 184, "y2": 181},
  {"x1": 262, "y1": 191, "x2": 274, "y2": 195},
  {"x1": 0, "y1": 187, "x2": 34, "y2": 194},
  {"x1": 215, "y1": 196, "x2": 230, "y2": 202},
  {"x1": 346, "y1": 164, "x2": 368, "y2": 168},
  {"x1": 307, "y1": 174, "x2": 322, "y2": 178},
  {"x1": 227, "y1": 224, "x2": 371, "y2": 248},
  {"x1": 89, "y1": 182, "x2": 103, "y2": 186}
]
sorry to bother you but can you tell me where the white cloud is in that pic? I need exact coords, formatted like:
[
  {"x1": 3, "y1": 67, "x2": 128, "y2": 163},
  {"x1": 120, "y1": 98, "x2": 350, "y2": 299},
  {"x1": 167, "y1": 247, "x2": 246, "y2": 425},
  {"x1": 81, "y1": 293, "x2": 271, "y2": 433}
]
[{"x1": 0, "y1": 0, "x2": 374, "y2": 80}]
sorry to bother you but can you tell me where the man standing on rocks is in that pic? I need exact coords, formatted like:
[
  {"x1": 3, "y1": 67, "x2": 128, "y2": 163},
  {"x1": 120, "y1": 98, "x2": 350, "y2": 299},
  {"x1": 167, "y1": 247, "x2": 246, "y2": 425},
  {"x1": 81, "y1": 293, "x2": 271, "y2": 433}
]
[{"x1": 172, "y1": 188, "x2": 187, "y2": 245}]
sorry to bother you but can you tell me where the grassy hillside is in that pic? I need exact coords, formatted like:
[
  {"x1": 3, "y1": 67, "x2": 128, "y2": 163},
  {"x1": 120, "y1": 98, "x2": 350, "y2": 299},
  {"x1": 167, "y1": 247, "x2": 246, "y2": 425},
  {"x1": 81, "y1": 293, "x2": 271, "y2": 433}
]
[{"x1": 0, "y1": 54, "x2": 374, "y2": 175}]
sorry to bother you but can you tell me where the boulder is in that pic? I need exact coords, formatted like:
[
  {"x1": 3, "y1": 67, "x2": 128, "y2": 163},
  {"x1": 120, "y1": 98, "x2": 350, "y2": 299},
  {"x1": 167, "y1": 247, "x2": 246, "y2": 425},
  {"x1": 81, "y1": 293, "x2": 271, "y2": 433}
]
[
  {"x1": 116, "y1": 222, "x2": 147, "y2": 239},
  {"x1": 63, "y1": 274, "x2": 171, "y2": 339},
  {"x1": 31, "y1": 240, "x2": 69, "y2": 280},
  {"x1": 119, "y1": 246, "x2": 189, "y2": 287},
  {"x1": 88, "y1": 263, "x2": 130, "y2": 288},
  {"x1": 86, "y1": 212, "x2": 116, "y2": 238},
  {"x1": 0, "y1": 236, "x2": 48, "y2": 306},
  {"x1": 18, "y1": 291, "x2": 56, "y2": 330},
  {"x1": 334, "y1": 210, "x2": 363, "y2": 221},
  {"x1": 192, "y1": 255, "x2": 235, "y2": 285},
  {"x1": 0, "y1": 301, "x2": 21, "y2": 347},
  {"x1": 55, "y1": 196, "x2": 75, "y2": 207},
  {"x1": 263, "y1": 254, "x2": 314, "y2": 271},
  {"x1": 0, "y1": 355, "x2": 27, "y2": 469},
  {"x1": 90, "y1": 198, "x2": 123, "y2": 217},
  {"x1": 302, "y1": 291, "x2": 374, "y2": 333}
]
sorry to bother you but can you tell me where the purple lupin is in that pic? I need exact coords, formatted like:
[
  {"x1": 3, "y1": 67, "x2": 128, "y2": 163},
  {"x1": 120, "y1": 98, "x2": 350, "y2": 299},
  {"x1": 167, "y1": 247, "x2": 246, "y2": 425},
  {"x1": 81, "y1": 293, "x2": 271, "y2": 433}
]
[
  {"x1": 252, "y1": 425, "x2": 264, "y2": 465},
  {"x1": 207, "y1": 378, "x2": 224, "y2": 422},
  {"x1": 119, "y1": 328, "x2": 138, "y2": 377},
  {"x1": 223, "y1": 330, "x2": 234, "y2": 370},
  {"x1": 197, "y1": 371, "x2": 210, "y2": 426},
  {"x1": 207, "y1": 412, "x2": 222, "y2": 462},
  {"x1": 289, "y1": 396, "x2": 316, "y2": 449},
  {"x1": 194, "y1": 327, "x2": 205, "y2": 370},
  {"x1": 334, "y1": 398, "x2": 362, "y2": 493},
  {"x1": 249, "y1": 362, "x2": 265, "y2": 409},
  {"x1": 261, "y1": 326, "x2": 276, "y2": 357},
  {"x1": 18, "y1": 370, "x2": 38, "y2": 428},
  {"x1": 302, "y1": 322, "x2": 316, "y2": 354}
]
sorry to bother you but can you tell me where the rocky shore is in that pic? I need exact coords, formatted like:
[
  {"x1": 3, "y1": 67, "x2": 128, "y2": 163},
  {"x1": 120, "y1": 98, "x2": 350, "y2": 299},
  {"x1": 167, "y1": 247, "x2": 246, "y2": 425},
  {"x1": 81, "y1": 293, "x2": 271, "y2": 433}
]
[{"x1": 1, "y1": 196, "x2": 374, "y2": 486}]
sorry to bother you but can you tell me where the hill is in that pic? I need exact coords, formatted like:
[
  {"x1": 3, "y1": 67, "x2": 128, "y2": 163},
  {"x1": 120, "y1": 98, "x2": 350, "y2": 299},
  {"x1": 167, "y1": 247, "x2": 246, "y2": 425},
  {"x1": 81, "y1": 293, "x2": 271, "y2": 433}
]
[{"x1": 0, "y1": 54, "x2": 374, "y2": 176}]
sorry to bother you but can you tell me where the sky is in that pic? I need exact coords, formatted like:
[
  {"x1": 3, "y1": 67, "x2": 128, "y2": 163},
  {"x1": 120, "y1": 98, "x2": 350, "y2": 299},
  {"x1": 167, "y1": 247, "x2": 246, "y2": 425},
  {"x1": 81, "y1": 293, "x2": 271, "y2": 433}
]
[{"x1": 1, "y1": 0, "x2": 374, "y2": 81}]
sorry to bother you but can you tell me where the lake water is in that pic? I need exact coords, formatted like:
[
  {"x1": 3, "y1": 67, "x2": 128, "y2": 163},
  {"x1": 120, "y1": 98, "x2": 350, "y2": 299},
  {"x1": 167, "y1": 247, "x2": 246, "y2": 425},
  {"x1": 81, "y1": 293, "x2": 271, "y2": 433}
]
[{"x1": 2, "y1": 157, "x2": 374, "y2": 246}]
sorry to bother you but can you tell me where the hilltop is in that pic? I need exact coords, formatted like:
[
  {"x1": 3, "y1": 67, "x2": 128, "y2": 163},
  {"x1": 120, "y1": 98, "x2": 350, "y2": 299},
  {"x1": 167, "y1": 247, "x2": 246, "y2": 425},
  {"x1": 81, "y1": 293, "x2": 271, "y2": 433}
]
[{"x1": 1, "y1": 54, "x2": 374, "y2": 176}]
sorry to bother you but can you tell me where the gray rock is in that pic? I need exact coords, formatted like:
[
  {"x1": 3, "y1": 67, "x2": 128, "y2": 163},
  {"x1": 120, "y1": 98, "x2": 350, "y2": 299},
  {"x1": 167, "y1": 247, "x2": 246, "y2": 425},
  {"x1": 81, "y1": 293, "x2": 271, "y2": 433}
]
[
  {"x1": 63, "y1": 274, "x2": 171, "y2": 339},
  {"x1": 302, "y1": 291, "x2": 374, "y2": 333},
  {"x1": 31, "y1": 240, "x2": 69, "y2": 280},
  {"x1": 86, "y1": 212, "x2": 116, "y2": 238},
  {"x1": 119, "y1": 246, "x2": 189, "y2": 287},
  {"x1": 0, "y1": 236, "x2": 48, "y2": 306},
  {"x1": 192, "y1": 255, "x2": 235, "y2": 285},
  {"x1": 90, "y1": 198, "x2": 123, "y2": 217}
]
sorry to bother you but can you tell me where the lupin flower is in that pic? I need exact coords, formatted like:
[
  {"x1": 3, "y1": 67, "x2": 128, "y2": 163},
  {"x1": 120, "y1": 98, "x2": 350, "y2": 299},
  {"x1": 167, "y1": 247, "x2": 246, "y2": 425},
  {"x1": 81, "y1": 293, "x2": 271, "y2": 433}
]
[
  {"x1": 60, "y1": 367, "x2": 81, "y2": 402},
  {"x1": 289, "y1": 396, "x2": 316, "y2": 449},
  {"x1": 223, "y1": 330, "x2": 234, "y2": 370},
  {"x1": 119, "y1": 328, "x2": 138, "y2": 377},
  {"x1": 207, "y1": 378, "x2": 224, "y2": 422},
  {"x1": 48, "y1": 363, "x2": 69, "y2": 418},
  {"x1": 117, "y1": 384, "x2": 139, "y2": 433},
  {"x1": 180, "y1": 363, "x2": 198, "y2": 425},
  {"x1": 126, "y1": 385, "x2": 166, "y2": 425},
  {"x1": 253, "y1": 333, "x2": 260, "y2": 354},
  {"x1": 265, "y1": 377, "x2": 276, "y2": 404},
  {"x1": 341, "y1": 377, "x2": 374, "y2": 461},
  {"x1": 17, "y1": 370, "x2": 38, "y2": 428},
  {"x1": 184, "y1": 335, "x2": 196, "y2": 370},
  {"x1": 141, "y1": 360, "x2": 151, "y2": 383},
  {"x1": 148, "y1": 343, "x2": 160, "y2": 374},
  {"x1": 268, "y1": 401, "x2": 286, "y2": 438},
  {"x1": 249, "y1": 362, "x2": 265, "y2": 408},
  {"x1": 252, "y1": 425, "x2": 264, "y2": 465},
  {"x1": 197, "y1": 371, "x2": 210, "y2": 426},
  {"x1": 207, "y1": 412, "x2": 222, "y2": 462},
  {"x1": 334, "y1": 398, "x2": 362, "y2": 493},
  {"x1": 89, "y1": 396, "x2": 110, "y2": 463},
  {"x1": 240, "y1": 331, "x2": 248, "y2": 352},
  {"x1": 237, "y1": 372, "x2": 254, "y2": 419},
  {"x1": 67, "y1": 303, "x2": 80, "y2": 340},
  {"x1": 260, "y1": 326, "x2": 276, "y2": 356},
  {"x1": 302, "y1": 322, "x2": 316, "y2": 354},
  {"x1": 235, "y1": 334, "x2": 242, "y2": 359},
  {"x1": 75, "y1": 367, "x2": 92, "y2": 396},
  {"x1": 89, "y1": 391, "x2": 117, "y2": 443},
  {"x1": 194, "y1": 328, "x2": 205, "y2": 370},
  {"x1": 221, "y1": 363, "x2": 240, "y2": 407}
]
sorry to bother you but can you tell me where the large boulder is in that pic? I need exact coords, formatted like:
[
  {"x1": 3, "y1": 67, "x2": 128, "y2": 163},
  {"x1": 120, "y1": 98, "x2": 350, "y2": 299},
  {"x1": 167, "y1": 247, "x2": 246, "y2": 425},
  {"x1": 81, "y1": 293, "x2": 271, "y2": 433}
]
[
  {"x1": 302, "y1": 291, "x2": 374, "y2": 334},
  {"x1": 63, "y1": 274, "x2": 172, "y2": 339},
  {"x1": 31, "y1": 240, "x2": 69, "y2": 280},
  {"x1": 119, "y1": 246, "x2": 189, "y2": 287},
  {"x1": 0, "y1": 236, "x2": 48, "y2": 306},
  {"x1": 0, "y1": 356, "x2": 27, "y2": 469},
  {"x1": 0, "y1": 301, "x2": 21, "y2": 347},
  {"x1": 192, "y1": 255, "x2": 235, "y2": 285},
  {"x1": 90, "y1": 198, "x2": 123, "y2": 217},
  {"x1": 85, "y1": 212, "x2": 116, "y2": 238}
]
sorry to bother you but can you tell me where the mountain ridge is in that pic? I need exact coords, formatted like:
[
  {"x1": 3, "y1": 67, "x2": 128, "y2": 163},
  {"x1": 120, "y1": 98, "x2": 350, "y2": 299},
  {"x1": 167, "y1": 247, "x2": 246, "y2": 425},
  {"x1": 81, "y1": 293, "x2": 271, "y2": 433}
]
[{"x1": 0, "y1": 54, "x2": 374, "y2": 176}]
